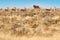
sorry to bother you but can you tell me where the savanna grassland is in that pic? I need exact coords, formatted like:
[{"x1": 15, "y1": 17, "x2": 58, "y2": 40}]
[{"x1": 0, "y1": 5, "x2": 60, "y2": 40}]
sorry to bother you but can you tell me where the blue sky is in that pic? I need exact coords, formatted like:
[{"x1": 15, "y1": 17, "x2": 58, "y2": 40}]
[{"x1": 0, "y1": 0, "x2": 60, "y2": 8}]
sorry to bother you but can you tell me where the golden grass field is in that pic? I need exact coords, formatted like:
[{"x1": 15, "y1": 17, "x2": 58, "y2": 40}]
[{"x1": 0, "y1": 5, "x2": 60, "y2": 40}]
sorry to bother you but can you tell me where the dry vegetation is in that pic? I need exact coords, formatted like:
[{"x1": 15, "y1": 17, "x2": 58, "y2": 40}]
[{"x1": 0, "y1": 5, "x2": 60, "y2": 38}]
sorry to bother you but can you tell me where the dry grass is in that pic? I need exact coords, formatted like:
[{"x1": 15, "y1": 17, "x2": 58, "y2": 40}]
[{"x1": 0, "y1": 5, "x2": 60, "y2": 40}]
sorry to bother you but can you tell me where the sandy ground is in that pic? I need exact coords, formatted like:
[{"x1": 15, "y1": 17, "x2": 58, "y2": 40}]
[{"x1": 0, "y1": 32, "x2": 60, "y2": 40}]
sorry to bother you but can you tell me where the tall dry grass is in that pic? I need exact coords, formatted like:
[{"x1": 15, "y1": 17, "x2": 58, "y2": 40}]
[{"x1": 0, "y1": 5, "x2": 60, "y2": 37}]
